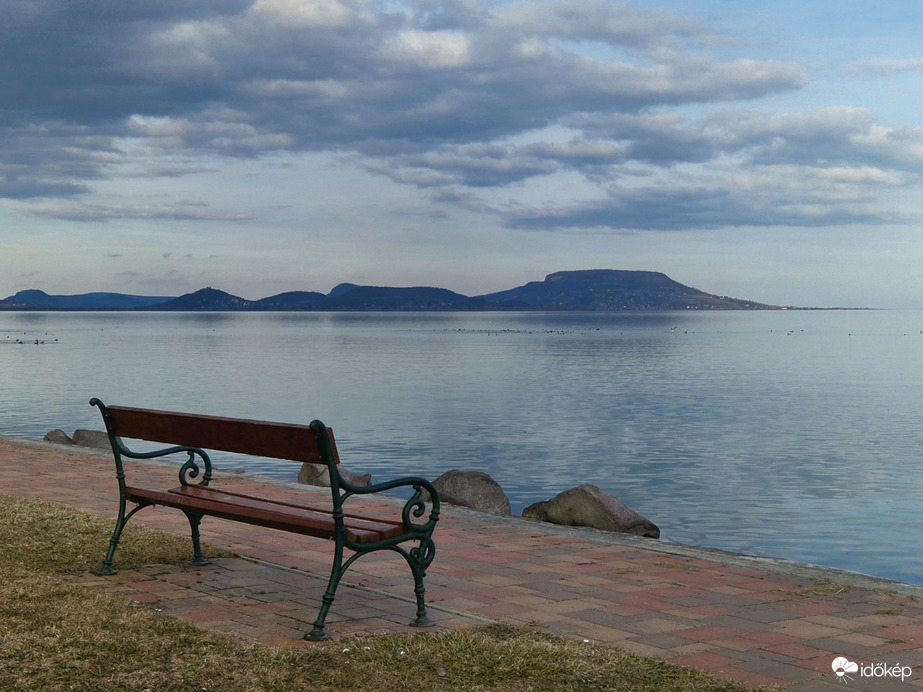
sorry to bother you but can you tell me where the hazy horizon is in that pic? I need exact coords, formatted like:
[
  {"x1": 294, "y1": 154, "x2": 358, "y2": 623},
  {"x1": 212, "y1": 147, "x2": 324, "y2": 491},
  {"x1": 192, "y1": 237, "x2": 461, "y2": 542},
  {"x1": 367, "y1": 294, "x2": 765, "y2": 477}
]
[{"x1": 5, "y1": 2, "x2": 923, "y2": 307}]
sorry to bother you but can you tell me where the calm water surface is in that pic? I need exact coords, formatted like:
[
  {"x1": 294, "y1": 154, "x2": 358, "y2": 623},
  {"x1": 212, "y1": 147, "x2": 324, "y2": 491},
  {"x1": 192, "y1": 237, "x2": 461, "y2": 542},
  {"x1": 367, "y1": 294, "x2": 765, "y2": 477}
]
[{"x1": 2, "y1": 310, "x2": 922, "y2": 583}]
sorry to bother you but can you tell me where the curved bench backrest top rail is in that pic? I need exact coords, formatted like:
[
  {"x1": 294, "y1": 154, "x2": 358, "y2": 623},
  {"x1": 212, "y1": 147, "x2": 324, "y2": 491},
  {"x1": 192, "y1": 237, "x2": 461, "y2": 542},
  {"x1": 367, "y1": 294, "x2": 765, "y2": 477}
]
[{"x1": 102, "y1": 404, "x2": 340, "y2": 465}]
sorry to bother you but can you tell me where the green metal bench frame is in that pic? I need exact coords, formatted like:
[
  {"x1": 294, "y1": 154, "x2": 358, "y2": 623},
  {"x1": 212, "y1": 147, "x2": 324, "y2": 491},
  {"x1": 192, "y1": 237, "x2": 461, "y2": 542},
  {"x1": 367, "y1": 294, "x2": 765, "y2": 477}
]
[{"x1": 89, "y1": 398, "x2": 440, "y2": 641}]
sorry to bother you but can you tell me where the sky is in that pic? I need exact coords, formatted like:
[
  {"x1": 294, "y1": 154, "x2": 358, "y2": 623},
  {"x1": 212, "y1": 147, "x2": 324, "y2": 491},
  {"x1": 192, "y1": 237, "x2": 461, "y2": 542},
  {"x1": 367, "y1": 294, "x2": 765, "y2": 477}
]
[{"x1": 3, "y1": 0, "x2": 923, "y2": 308}]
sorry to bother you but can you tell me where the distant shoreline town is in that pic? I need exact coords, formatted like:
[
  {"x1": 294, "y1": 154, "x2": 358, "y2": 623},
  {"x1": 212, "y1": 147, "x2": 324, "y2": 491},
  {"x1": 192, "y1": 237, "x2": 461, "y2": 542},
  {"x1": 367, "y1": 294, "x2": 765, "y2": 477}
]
[{"x1": 0, "y1": 269, "x2": 794, "y2": 312}]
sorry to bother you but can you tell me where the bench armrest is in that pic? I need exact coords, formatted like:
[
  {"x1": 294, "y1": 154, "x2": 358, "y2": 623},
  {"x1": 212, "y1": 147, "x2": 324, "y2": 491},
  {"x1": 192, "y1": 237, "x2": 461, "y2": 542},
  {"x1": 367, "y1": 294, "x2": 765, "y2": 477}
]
[
  {"x1": 117, "y1": 444, "x2": 214, "y2": 487},
  {"x1": 308, "y1": 419, "x2": 440, "y2": 537},
  {"x1": 337, "y1": 473, "x2": 440, "y2": 536},
  {"x1": 91, "y1": 397, "x2": 213, "y2": 488}
]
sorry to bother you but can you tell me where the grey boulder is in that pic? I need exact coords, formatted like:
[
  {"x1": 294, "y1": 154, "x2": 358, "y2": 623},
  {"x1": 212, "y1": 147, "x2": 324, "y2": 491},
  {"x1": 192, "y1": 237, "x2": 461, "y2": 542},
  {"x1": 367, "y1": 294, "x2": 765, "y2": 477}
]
[
  {"x1": 298, "y1": 463, "x2": 372, "y2": 487},
  {"x1": 522, "y1": 483, "x2": 659, "y2": 538},
  {"x1": 71, "y1": 429, "x2": 112, "y2": 450},
  {"x1": 43, "y1": 429, "x2": 74, "y2": 445},
  {"x1": 430, "y1": 470, "x2": 511, "y2": 516}
]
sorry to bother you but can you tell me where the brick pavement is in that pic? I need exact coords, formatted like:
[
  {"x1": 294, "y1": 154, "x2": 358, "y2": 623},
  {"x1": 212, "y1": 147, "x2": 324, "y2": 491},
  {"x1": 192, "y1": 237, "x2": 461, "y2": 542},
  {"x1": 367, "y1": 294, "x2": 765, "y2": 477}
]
[{"x1": 2, "y1": 436, "x2": 923, "y2": 690}]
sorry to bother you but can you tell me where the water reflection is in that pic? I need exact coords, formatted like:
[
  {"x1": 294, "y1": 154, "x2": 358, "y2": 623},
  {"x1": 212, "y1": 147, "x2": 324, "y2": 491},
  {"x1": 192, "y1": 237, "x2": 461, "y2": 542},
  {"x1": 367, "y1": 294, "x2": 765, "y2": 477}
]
[{"x1": 1, "y1": 310, "x2": 922, "y2": 583}]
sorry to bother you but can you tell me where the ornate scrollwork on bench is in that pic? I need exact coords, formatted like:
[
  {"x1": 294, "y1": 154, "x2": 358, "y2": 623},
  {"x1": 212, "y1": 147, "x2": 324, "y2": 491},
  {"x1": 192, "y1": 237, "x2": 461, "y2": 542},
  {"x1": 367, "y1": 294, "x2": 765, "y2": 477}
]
[{"x1": 178, "y1": 448, "x2": 212, "y2": 487}]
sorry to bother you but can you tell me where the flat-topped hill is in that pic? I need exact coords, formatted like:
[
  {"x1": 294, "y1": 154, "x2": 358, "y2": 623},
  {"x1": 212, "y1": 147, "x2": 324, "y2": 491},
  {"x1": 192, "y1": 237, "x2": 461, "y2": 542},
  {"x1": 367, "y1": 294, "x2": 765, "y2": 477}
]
[{"x1": 0, "y1": 270, "x2": 782, "y2": 311}]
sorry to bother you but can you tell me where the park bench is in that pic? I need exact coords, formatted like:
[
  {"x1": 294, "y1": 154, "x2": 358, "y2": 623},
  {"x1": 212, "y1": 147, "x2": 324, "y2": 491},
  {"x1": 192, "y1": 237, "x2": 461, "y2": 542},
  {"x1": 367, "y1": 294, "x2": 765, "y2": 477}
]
[{"x1": 89, "y1": 398, "x2": 440, "y2": 641}]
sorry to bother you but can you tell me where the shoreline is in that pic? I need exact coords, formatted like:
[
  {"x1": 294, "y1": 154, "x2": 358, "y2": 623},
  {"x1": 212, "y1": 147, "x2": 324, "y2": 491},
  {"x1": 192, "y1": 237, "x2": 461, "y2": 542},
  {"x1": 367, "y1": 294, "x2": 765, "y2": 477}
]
[
  {"x1": 6, "y1": 433, "x2": 923, "y2": 687},
  {"x1": 8, "y1": 433, "x2": 922, "y2": 600}
]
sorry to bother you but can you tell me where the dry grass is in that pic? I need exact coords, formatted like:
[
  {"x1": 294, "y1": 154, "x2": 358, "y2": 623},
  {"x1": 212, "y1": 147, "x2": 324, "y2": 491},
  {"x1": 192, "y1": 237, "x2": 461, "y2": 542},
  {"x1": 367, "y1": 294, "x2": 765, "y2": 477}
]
[
  {"x1": 874, "y1": 607, "x2": 904, "y2": 616},
  {"x1": 0, "y1": 494, "x2": 214, "y2": 574},
  {"x1": 0, "y1": 495, "x2": 763, "y2": 691},
  {"x1": 779, "y1": 577, "x2": 854, "y2": 599}
]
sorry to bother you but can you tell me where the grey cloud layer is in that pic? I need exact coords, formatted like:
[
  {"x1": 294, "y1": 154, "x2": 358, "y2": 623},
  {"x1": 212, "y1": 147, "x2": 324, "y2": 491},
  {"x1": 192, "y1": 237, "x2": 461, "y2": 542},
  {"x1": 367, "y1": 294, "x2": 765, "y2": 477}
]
[{"x1": 2, "y1": 0, "x2": 920, "y2": 230}]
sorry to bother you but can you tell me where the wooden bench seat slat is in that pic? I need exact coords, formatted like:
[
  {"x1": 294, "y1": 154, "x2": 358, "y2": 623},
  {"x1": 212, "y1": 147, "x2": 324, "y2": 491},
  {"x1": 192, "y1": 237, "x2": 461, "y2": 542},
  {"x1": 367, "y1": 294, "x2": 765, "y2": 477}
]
[
  {"x1": 125, "y1": 486, "x2": 402, "y2": 543},
  {"x1": 125, "y1": 486, "x2": 344, "y2": 540},
  {"x1": 172, "y1": 485, "x2": 405, "y2": 535}
]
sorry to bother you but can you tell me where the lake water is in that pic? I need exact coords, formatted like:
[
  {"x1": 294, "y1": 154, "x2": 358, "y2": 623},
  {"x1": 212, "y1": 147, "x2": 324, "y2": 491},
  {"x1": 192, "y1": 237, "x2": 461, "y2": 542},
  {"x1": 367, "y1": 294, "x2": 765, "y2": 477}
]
[{"x1": 1, "y1": 309, "x2": 921, "y2": 584}]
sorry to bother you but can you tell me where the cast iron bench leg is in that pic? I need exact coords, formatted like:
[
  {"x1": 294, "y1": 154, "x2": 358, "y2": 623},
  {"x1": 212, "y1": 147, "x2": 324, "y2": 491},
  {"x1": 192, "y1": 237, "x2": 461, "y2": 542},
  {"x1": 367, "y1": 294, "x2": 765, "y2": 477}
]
[
  {"x1": 183, "y1": 511, "x2": 211, "y2": 566},
  {"x1": 94, "y1": 518, "x2": 126, "y2": 576},
  {"x1": 93, "y1": 497, "x2": 141, "y2": 576},
  {"x1": 305, "y1": 541, "x2": 346, "y2": 641},
  {"x1": 407, "y1": 539, "x2": 436, "y2": 628}
]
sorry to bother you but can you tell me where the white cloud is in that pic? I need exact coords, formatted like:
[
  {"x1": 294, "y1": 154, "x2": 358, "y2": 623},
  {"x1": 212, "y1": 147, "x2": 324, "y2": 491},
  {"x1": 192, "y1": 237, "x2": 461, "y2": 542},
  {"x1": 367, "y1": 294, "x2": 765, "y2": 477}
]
[
  {"x1": 487, "y1": 0, "x2": 704, "y2": 50},
  {"x1": 242, "y1": 78, "x2": 351, "y2": 100},
  {"x1": 23, "y1": 201, "x2": 254, "y2": 222},
  {"x1": 248, "y1": 0, "x2": 363, "y2": 29},
  {"x1": 1, "y1": 0, "x2": 919, "y2": 239},
  {"x1": 380, "y1": 30, "x2": 472, "y2": 69},
  {"x1": 138, "y1": 19, "x2": 230, "y2": 79}
]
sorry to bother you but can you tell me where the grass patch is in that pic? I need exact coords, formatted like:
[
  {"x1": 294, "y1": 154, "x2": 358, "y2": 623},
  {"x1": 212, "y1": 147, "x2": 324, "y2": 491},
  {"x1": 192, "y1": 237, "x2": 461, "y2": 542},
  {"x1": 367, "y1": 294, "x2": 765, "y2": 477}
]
[
  {"x1": 779, "y1": 577, "x2": 854, "y2": 599},
  {"x1": 874, "y1": 607, "x2": 904, "y2": 616},
  {"x1": 0, "y1": 494, "x2": 220, "y2": 575},
  {"x1": 0, "y1": 494, "x2": 762, "y2": 691}
]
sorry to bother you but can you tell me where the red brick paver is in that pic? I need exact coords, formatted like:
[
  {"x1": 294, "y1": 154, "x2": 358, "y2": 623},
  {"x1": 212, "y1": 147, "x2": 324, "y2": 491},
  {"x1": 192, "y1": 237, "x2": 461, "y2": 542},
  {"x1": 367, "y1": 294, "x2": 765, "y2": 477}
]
[{"x1": 3, "y1": 436, "x2": 923, "y2": 690}]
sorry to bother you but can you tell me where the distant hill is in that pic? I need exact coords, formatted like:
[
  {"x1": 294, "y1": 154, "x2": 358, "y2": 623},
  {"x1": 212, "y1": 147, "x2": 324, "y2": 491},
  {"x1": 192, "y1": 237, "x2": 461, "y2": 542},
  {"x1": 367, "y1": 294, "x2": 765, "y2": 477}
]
[
  {"x1": 478, "y1": 270, "x2": 774, "y2": 311},
  {"x1": 0, "y1": 270, "x2": 783, "y2": 311},
  {"x1": 251, "y1": 291, "x2": 327, "y2": 310},
  {"x1": 0, "y1": 289, "x2": 172, "y2": 310},
  {"x1": 327, "y1": 283, "x2": 361, "y2": 298},
  {"x1": 152, "y1": 287, "x2": 252, "y2": 311},
  {"x1": 156, "y1": 285, "x2": 494, "y2": 311},
  {"x1": 323, "y1": 285, "x2": 493, "y2": 311}
]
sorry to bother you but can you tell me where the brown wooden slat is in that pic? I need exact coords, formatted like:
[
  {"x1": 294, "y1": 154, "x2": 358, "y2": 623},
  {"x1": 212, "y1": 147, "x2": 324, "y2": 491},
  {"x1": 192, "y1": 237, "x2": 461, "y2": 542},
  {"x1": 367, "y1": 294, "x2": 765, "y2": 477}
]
[
  {"x1": 125, "y1": 485, "x2": 343, "y2": 539},
  {"x1": 123, "y1": 485, "x2": 402, "y2": 543},
  {"x1": 106, "y1": 406, "x2": 339, "y2": 464},
  {"x1": 174, "y1": 485, "x2": 404, "y2": 535}
]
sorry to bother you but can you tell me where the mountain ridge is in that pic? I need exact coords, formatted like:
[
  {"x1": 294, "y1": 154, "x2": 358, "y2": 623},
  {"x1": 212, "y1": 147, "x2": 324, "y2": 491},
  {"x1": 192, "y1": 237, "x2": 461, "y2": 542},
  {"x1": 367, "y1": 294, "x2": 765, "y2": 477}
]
[
  {"x1": 0, "y1": 270, "x2": 785, "y2": 311},
  {"x1": 0, "y1": 289, "x2": 174, "y2": 310}
]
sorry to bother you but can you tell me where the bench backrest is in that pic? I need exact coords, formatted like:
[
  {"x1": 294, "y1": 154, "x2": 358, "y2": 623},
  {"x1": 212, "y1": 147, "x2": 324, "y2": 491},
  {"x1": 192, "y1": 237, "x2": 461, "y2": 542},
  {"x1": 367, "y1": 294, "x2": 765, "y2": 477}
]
[{"x1": 99, "y1": 404, "x2": 340, "y2": 465}]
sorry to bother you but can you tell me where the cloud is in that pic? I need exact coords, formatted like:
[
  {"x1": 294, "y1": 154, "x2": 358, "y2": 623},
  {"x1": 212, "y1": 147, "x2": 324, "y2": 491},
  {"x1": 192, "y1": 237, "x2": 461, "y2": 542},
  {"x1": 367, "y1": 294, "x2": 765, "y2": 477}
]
[
  {"x1": 850, "y1": 57, "x2": 923, "y2": 74},
  {"x1": 369, "y1": 143, "x2": 563, "y2": 187},
  {"x1": 0, "y1": 122, "x2": 107, "y2": 199},
  {"x1": 0, "y1": 178, "x2": 88, "y2": 200},
  {"x1": 128, "y1": 164, "x2": 220, "y2": 179},
  {"x1": 505, "y1": 177, "x2": 900, "y2": 232},
  {"x1": 248, "y1": 0, "x2": 365, "y2": 29},
  {"x1": 380, "y1": 30, "x2": 473, "y2": 69},
  {"x1": 499, "y1": 107, "x2": 920, "y2": 230},
  {"x1": 5, "y1": 0, "x2": 918, "y2": 234},
  {"x1": 486, "y1": 0, "x2": 705, "y2": 50},
  {"x1": 23, "y1": 201, "x2": 254, "y2": 222},
  {"x1": 1, "y1": 0, "x2": 804, "y2": 149}
]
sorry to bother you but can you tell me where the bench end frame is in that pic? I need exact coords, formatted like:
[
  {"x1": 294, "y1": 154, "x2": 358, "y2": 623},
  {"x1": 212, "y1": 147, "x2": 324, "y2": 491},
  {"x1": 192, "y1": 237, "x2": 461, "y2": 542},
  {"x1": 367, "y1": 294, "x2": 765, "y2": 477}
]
[{"x1": 90, "y1": 398, "x2": 214, "y2": 574}]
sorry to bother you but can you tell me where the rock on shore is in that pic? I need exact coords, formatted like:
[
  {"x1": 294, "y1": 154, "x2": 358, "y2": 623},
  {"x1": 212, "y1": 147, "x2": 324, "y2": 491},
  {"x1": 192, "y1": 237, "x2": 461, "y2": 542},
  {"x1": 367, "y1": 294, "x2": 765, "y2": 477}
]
[
  {"x1": 523, "y1": 483, "x2": 659, "y2": 538},
  {"x1": 430, "y1": 469, "x2": 512, "y2": 516},
  {"x1": 43, "y1": 428, "x2": 111, "y2": 449},
  {"x1": 71, "y1": 429, "x2": 111, "y2": 449},
  {"x1": 297, "y1": 463, "x2": 372, "y2": 487},
  {"x1": 43, "y1": 429, "x2": 74, "y2": 445}
]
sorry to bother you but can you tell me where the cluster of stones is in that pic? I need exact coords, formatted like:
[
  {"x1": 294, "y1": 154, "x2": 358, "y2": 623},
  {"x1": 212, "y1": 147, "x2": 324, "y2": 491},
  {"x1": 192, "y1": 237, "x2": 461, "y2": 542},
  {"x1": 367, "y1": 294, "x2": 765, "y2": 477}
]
[
  {"x1": 44, "y1": 428, "x2": 659, "y2": 538},
  {"x1": 44, "y1": 428, "x2": 110, "y2": 449},
  {"x1": 300, "y1": 464, "x2": 660, "y2": 539}
]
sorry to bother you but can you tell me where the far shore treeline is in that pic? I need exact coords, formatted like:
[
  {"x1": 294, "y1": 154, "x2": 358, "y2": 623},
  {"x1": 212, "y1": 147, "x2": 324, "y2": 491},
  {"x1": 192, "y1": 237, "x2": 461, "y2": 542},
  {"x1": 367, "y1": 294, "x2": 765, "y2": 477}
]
[{"x1": 0, "y1": 269, "x2": 788, "y2": 312}]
